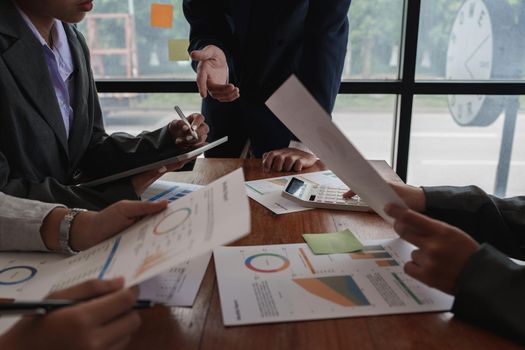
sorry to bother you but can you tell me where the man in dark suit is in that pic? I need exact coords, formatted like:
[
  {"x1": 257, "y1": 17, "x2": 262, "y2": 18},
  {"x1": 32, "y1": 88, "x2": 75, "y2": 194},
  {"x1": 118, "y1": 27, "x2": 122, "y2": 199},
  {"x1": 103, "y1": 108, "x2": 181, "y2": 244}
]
[
  {"x1": 183, "y1": 0, "x2": 351, "y2": 172},
  {"x1": 0, "y1": 0, "x2": 209, "y2": 210},
  {"x1": 382, "y1": 183, "x2": 525, "y2": 344}
]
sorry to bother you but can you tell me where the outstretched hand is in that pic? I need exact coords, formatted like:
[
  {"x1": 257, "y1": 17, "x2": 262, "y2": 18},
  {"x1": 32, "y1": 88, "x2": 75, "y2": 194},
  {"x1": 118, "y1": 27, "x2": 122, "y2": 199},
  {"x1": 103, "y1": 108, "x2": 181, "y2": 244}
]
[{"x1": 191, "y1": 45, "x2": 239, "y2": 102}]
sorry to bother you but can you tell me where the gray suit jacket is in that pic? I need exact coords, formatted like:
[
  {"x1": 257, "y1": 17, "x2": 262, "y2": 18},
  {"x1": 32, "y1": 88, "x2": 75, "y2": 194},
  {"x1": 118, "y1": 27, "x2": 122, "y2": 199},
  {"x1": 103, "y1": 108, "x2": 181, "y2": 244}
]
[
  {"x1": 0, "y1": 0, "x2": 180, "y2": 210},
  {"x1": 0, "y1": 192, "x2": 62, "y2": 252},
  {"x1": 423, "y1": 186, "x2": 525, "y2": 344}
]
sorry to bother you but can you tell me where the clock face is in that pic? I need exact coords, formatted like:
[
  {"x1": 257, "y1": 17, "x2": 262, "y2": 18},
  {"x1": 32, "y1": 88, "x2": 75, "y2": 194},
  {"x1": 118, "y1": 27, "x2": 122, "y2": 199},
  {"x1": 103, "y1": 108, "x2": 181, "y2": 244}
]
[{"x1": 446, "y1": 0, "x2": 493, "y2": 125}]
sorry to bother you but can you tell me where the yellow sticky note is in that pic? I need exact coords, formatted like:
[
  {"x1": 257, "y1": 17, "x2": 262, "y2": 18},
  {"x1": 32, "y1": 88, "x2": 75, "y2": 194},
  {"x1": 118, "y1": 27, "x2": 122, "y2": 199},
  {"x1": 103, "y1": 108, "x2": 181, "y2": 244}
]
[
  {"x1": 168, "y1": 39, "x2": 190, "y2": 61},
  {"x1": 151, "y1": 3, "x2": 173, "y2": 28}
]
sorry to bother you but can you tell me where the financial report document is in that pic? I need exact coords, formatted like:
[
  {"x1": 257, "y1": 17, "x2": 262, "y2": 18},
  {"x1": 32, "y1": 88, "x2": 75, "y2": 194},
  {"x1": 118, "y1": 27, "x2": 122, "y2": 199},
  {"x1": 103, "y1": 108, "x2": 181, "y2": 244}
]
[
  {"x1": 214, "y1": 239, "x2": 453, "y2": 326},
  {"x1": 140, "y1": 180, "x2": 212, "y2": 306},
  {"x1": 0, "y1": 169, "x2": 250, "y2": 311}
]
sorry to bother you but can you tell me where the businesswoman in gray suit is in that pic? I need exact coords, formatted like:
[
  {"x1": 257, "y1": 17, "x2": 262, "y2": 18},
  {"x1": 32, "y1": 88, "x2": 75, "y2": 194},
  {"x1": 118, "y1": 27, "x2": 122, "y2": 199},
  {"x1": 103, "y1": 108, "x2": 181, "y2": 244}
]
[
  {"x1": 0, "y1": 0, "x2": 209, "y2": 210},
  {"x1": 0, "y1": 193, "x2": 168, "y2": 349}
]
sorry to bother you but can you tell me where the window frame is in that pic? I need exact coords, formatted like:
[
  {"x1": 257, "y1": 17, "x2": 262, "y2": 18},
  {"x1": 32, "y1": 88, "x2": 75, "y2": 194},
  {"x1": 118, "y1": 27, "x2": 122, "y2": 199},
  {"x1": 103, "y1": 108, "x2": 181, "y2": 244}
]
[{"x1": 94, "y1": 0, "x2": 525, "y2": 182}]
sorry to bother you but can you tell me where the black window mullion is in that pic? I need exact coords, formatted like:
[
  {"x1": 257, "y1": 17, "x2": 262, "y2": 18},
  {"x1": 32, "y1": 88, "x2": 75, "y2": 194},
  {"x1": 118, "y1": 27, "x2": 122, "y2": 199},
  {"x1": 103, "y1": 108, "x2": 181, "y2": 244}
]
[{"x1": 395, "y1": 0, "x2": 421, "y2": 182}]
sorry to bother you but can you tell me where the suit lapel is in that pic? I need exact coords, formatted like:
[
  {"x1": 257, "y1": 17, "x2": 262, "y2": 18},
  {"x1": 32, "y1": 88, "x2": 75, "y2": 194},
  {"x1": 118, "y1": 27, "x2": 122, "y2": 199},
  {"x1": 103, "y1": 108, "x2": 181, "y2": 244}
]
[
  {"x1": 64, "y1": 24, "x2": 89, "y2": 163},
  {"x1": 0, "y1": 1, "x2": 69, "y2": 155}
]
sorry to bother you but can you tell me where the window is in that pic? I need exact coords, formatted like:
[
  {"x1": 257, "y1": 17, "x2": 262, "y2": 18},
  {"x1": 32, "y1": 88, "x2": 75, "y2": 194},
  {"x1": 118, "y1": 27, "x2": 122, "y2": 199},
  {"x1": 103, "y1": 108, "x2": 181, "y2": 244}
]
[
  {"x1": 409, "y1": 95, "x2": 525, "y2": 196},
  {"x1": 78, "y1": 0, "x2": 192, "y2": 79},
  {"x1": 87, "y1": 0, "x2": 525, "y2": 196}
]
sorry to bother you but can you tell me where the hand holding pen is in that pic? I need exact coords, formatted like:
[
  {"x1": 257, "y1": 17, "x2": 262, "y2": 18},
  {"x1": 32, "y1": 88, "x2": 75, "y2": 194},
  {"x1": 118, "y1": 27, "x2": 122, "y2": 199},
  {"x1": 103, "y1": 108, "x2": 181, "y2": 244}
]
[
  {"x1": 168, "y1": 106, "x2": 209, "y2": 147},
  {"x1": 0, "y1": 278, "x2": 145, "y2": 350}
]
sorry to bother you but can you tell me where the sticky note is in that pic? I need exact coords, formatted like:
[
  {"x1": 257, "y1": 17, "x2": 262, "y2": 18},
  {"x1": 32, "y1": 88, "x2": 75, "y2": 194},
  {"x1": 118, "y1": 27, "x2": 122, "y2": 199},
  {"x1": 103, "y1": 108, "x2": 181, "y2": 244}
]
[
  {"x1": 168, "y1": 39, "x2": 190, "y2": 61},
  {"x1": 303, "y1": 229, "x2": 363, "y2": 255},
  {"x1": 151, "y1": 3, "x2": 173, "y2": 28}
]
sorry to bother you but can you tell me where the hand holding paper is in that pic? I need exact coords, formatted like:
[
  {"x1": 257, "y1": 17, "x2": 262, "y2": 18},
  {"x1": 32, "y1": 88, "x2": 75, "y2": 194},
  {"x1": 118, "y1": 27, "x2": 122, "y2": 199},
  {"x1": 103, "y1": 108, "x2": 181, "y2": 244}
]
[{"x1": 265, "y1": 75, "x2": 406, "y2": 224}]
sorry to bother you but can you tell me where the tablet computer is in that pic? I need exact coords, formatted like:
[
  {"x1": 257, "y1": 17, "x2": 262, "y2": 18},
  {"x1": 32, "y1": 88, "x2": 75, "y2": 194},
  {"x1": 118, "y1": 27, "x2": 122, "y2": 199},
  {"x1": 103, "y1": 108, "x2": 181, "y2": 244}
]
[{"x1": 80, "y1": 136, "x2": 228, "y2": 187}]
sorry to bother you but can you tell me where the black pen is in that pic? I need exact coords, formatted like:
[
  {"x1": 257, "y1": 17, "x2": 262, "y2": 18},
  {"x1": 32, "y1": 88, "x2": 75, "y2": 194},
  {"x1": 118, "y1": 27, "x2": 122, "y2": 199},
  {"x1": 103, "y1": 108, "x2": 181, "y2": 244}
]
[{"x1": 0, "y1": 299, "x2": 156, "y2": 316}]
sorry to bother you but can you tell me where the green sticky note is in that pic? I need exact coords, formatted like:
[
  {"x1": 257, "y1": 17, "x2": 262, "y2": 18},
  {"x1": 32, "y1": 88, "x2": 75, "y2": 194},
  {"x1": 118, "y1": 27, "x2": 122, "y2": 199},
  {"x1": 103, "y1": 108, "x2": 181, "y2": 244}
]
[
  {"x1": 303, "y1": 229, "x2": 363, "y2": 255},
  {"x1": 168, "y1": 39, "x2": 190, "y2": 61}
]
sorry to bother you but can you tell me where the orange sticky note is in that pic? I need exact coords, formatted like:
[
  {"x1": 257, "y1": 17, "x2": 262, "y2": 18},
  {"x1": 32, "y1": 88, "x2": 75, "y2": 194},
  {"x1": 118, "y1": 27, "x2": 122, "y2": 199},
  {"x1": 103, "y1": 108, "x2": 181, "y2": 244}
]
[{"x1": 151, "y1": 3, "x2": 173, "y2": 28}]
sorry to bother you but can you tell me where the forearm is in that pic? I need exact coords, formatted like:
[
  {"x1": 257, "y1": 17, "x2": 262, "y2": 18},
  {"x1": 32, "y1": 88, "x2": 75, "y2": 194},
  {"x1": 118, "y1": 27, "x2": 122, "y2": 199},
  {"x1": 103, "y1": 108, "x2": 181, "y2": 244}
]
[
  {"x1": 39, "y1": 207, "x2": 68, "y2": 251},
  {"x1": 0, "y1": 194, "x2": 63, "y2": 252},
  {"x1": 1, "y1": 175, "x2": 136, "y2": 211},
  {"x1": 79, "y1": 125, "x2": 179, "y2": 181},
  {"x1": 453, "y1": 244, "x2": 525, "y2": 344},
  {"x1": 296, "y1": 0, "x2": 351, "y2": 113},
  {"x1": 183, "y1": 0, "x2": 234, "y2": 75},
  {"x1": 423, "y1": 186, "x2": 525, "y2": 258},
  {"x1": 183, "y1": 0, "x2": 232, "y2": 52}
]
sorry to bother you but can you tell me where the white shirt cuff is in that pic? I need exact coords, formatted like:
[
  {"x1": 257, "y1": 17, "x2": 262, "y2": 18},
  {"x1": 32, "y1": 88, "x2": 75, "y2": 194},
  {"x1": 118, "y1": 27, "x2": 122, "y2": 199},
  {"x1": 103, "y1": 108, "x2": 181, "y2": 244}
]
[{"x1": 288, "y1": 140, "x2": 316, "y2": 157}]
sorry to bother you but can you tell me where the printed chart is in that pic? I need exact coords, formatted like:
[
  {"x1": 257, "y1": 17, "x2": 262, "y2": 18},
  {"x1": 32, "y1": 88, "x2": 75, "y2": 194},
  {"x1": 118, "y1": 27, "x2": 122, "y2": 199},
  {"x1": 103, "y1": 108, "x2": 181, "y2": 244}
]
[
  {"x1": 214, "y1": 239, "x2": 453, "y2": 325},
  {"x1": 139, "y1": 252, "x2": 212, "y2": 306},
  {"x1": 0, "y1": 253, "x2": 64, "y2": 299},
  {"x1": 11, "y1": 168, "x2": 249, "y2": 302},
  {"x1": 143, "y1": 180, "x2": 202, "y2": 203}
]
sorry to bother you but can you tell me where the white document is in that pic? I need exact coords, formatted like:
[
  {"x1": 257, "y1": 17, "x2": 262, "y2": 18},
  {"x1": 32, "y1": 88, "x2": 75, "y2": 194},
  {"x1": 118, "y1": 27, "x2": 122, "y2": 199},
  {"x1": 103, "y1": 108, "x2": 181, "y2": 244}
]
[
  {"x1": 0, "y1": 253, "x2": 66, "y2": 335},
  {"x1": 0, "y1": 171, "x2": 249, "y2": 335},
  {"x1": 266, "y1": 75, "x2": 406, "y2": 224},
  {"x1": 139, "y1": 251, "x2": 211, "y2": 306},
  {"x1": 0, "y1": 253, "x2": 65, "y2": 299},
  {"x1": 214, "y1": 239, "x2": 453, "y2": 326},
  {"x1": 141, "y1": 181, "x2": 211, "y2": 306},
  {"x1": 11, "y1": 168, "x2": 250, "y2": 298},
  {"x1": 142, "y1": 180, "x2": 203, "y2": 203},
  {"x1": 245, "y1": 170, "x2": 347, "y2": 215}
]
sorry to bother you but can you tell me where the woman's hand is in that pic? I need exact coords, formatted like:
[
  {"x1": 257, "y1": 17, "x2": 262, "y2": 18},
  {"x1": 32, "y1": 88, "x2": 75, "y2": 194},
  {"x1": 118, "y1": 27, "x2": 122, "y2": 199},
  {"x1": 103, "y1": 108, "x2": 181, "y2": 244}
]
[
  {"x1": 68, "y1": 200, "x2": 168, "y2": 251},
  {"x1": 168, "y1": 113, "x2": 209, "y2": 147}
]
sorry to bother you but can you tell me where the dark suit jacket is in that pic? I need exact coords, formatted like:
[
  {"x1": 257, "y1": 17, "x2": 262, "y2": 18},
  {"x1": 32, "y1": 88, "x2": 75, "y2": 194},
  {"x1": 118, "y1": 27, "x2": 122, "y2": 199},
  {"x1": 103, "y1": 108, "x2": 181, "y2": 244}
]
[
  {"x1": 0, "y1": 0, "x2": 180, "y2": 210},
  {"x1": 183, "y1": 0, "x2": 351, "y2": 156},
  {"x1": 423, "y1": 186, "x2": 525, "y2": 344}
]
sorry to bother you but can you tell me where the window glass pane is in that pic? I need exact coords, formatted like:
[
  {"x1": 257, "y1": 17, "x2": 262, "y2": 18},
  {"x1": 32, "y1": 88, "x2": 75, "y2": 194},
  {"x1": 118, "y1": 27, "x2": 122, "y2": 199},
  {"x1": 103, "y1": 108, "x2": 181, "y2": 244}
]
[
  {"x1": 408, "y1": 95, "x2": 525, "y2": 197},
  {"x1": 333, "y1": 95, "x2": 397, "y2": 164},
  {"x1": 99, "y1": 93, "x2": 201, "y2": 135},
  {"x1": 416, "y1": 0, "x2": 525, "y2": 80},
  {"x1": 345, "y1": 0, "x2": 404, "y2": 80},
  {"x1": 78, "y1": 0, "x2": 193, "y2": 79},
  {"x1": 78, "y1": 0, "x2": 405, "y2": 81}
]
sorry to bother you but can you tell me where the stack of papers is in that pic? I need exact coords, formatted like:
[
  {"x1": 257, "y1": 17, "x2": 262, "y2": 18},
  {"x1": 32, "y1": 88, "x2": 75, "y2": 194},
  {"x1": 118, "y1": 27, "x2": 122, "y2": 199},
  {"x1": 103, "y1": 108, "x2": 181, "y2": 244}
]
[{"x1": 0, "y1": 169, "x2": 251, "y2": 334}]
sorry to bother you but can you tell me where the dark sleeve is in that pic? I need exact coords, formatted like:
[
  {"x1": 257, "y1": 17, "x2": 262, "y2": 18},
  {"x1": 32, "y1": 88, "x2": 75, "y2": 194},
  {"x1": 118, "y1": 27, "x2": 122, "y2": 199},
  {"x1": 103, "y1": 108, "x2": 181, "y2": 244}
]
[
  {"x1": 0, "y1": 152, "x2": 137, "y2": 211},
  {"x1": 295, "y1": 0, "x2": 351, "y2": 114},
  {"x1": 423, "y1": 186, "x2": 525, "y2": 259},
  {"x1": 182, "y1": 0, "x2": 235, "y2": 79},
  {"x1": 453, "y1": 244, "x2": 525, "y2": 345},
  {"x1": 74, "y1": 30, "x2": 183, "y2": 182}
]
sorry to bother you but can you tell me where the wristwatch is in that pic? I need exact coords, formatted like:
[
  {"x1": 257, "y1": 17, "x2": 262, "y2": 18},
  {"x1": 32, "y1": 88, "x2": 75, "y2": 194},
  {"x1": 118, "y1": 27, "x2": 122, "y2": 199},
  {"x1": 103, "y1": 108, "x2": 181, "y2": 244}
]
[{"x1": 59, "y1": 208, "x2": 87, "y2": 255}]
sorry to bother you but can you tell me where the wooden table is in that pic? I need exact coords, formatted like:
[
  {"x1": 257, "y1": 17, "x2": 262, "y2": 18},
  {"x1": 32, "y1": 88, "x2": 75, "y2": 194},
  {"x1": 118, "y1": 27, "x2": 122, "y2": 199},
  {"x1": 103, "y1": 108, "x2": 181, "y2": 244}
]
[{"x1": 128, "y1": 158, "x2": 520, "y2": 350}]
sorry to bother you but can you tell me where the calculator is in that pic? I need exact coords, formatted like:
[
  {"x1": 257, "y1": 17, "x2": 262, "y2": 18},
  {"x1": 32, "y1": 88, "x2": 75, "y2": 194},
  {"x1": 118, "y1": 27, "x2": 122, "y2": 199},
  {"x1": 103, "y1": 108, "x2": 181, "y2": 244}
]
[{"x1": 281, "y1": 177, "x2": 371, "y2": 212}]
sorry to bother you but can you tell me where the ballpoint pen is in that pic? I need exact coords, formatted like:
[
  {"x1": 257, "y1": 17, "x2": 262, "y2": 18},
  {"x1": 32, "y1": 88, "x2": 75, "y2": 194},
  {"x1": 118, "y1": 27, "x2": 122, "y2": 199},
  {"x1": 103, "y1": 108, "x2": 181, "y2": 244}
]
[
  {"x1": 174, "y1": 105, "x2": 199, "y2": 140},
  {"x1": 0, "y1": 299, "x2": 156, "y2": 316}
]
